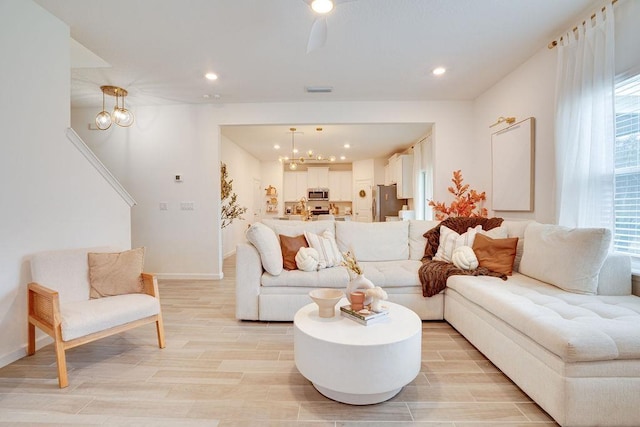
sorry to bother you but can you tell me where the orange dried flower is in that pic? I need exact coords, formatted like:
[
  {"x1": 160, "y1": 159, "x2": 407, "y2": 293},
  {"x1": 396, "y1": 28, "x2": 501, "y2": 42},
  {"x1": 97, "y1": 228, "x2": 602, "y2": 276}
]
[{"x1": 428, "y1": 170, "x2": 487, "y2": 220}]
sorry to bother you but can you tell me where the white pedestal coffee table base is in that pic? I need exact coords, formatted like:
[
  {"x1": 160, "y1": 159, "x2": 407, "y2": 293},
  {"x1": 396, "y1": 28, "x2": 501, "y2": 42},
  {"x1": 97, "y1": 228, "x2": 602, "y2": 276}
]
[{"x1": 294, "y1": 300, "x2": 422, "y2": 405}]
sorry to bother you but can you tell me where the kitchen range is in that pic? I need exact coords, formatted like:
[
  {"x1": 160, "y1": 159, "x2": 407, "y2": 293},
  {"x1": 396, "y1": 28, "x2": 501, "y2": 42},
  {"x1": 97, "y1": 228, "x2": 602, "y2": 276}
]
[{"x1": 307, "y1": 188, "x2": 330, "y2": 216}]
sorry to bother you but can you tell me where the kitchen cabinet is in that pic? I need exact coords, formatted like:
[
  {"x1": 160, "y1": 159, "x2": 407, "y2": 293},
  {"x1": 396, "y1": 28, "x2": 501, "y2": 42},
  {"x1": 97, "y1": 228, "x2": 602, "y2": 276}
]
[
  {"x1": 386, "y1": 154, "x2": 413, "y2": 198},
  {"x1": 396, "y1": 154, "x2": 414, "y2": 198},
  {"x1": 283, "y1": 171, "x2": 308, "y2": 201},
  {"x1": 307, "y1": 167, "x2": 329, "y2": 188},
  {"x1": 328, "y1": 171, "x2": 353, "y2": 201}
]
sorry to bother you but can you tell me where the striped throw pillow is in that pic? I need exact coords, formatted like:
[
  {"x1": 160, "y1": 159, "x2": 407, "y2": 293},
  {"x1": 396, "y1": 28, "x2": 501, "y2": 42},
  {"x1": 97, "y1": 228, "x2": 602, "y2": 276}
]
[{"x1": 304, "y1": 229, "x2": 343, "y2": 269}]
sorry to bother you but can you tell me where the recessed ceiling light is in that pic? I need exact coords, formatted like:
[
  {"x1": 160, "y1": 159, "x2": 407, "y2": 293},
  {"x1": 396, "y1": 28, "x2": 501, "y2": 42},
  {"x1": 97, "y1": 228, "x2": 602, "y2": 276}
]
[
  {"x1": 205, "y1": 72, "x2": 218, "y2": 80},
  {"x1": 340, "y1": 155, "x2": 346, "y2": 160},
  {"x1": 311, "y1": 0, "x2": 334, "y2": 14},
  {"x1": 273, "y1": 144, "x2": 280, "y2": 149},
  {"x1": 343, "y1": 143, "x2": 350, "y2": 148},
  {"x1": 432, "y1": 67, "x2": 446, "y2": 76},
  {"x1": 293, "y1": 148, "x2": 299, "y2": 154}
]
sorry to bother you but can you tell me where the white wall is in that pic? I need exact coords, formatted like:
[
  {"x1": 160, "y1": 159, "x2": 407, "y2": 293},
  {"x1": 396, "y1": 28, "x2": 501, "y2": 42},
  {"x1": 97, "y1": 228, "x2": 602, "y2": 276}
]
[
  {"x1": 221, "y1": 135, "x2": 260, "y2": 257},
  {"x1": 473, "y1": 48, "x2": 557, "y2": 223},
  {"x1": 74, "y1": 100, "x2": 474, "y2": 278},
  {"x1": 0, "y1": 0, "x2": 131, "y2": 366},
  {"x1": 72, "y1": 105, "x2": 220, "y2": 279},
  {"x1": 473, "y1": 1, "x2": 640, "y2": 224}
]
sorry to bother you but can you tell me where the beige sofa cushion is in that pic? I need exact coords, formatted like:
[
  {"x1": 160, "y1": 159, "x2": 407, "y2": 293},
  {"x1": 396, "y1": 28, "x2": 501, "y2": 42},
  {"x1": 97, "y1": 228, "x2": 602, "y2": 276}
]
[
  {"x1": 246, "y1": 222, "x2": 283, "y2": 276},
  {"x1": 446, "y1": 273, "x2": 640, "y2": 362},
  {"x1": 519, "y1": 223, "x2": 611, "y2": 295},
  {"x1": 336, "y1": 220, "x2": 409, "y2": 261},
  {"x1": 409, "y1": 220, "x2": 440, "y2": 260}
]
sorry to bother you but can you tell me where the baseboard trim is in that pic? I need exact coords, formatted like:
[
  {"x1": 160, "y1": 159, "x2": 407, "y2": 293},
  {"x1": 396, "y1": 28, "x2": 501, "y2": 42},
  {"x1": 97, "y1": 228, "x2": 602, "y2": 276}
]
[
  {"x1": 155, "y1": 273, "x2": 223, "y2": 280},
  {"x1": 0, "y1": 336, "x2": 53, "y2": 368}
]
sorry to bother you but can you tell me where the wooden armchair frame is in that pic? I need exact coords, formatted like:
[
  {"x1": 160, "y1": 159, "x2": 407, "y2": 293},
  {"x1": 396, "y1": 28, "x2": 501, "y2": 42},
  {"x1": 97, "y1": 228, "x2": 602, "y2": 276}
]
[{"x1": 27, "y1": 273, "x2": 165, "y2": 388}]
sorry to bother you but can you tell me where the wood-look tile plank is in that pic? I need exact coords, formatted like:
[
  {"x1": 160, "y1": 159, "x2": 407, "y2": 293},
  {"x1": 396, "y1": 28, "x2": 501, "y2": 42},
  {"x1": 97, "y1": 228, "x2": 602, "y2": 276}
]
[{"x1": 408, "y1": 402, "x2": 529, "y2": 422}]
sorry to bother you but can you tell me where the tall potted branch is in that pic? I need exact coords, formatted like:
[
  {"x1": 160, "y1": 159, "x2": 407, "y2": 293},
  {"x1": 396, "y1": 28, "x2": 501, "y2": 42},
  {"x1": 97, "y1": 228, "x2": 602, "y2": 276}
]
[
  {"x1": 220, "y1": 162, "x2": 247, "y2": 229},
  {"x1": 428, "y1": 170, "x2": 487, "y2": 220}
]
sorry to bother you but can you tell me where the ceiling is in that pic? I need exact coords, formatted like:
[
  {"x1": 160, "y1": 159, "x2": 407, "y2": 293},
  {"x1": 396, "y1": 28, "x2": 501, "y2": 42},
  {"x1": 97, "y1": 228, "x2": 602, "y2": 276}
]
[
  {"x1": 34, "y1": 0, "x2": 597, "y2": 162},
  {"x1": 221, "y1": 123, "x2": 432, "y2": 163}
]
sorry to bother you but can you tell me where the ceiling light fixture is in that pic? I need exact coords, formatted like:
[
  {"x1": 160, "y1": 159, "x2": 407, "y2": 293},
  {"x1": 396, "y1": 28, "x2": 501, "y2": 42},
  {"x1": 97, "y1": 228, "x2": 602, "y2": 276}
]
[
  {"x1": 95, "y1": 85, "x2": 134, "y2": 130},
  {"x1": 205, "y1": 72, "x2": 218, "y2": 80},
  {"x1": 432, "y1": 67, "x2": 446, "y2": 76},
  {"x1": 288, "y1": 128, "x2": 305, "y2": 170},
  {"x1": 311, "y1": 0, "x2": 334, "y2": 14},
  {"x1": 344, "y1": 143, "x2": 350, "y2": 148}
]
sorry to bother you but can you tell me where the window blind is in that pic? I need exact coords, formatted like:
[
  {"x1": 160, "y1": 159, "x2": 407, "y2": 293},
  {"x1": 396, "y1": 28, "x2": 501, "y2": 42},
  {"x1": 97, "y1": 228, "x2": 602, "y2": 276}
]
[{"x1": 614, "y1": 74, "x2": 640, "y2": 257}]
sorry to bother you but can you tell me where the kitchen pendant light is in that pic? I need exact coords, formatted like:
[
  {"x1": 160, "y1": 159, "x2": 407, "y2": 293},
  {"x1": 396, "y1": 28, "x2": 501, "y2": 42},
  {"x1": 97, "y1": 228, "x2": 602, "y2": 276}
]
[{"x1": 289, "y1": 128, "x2": 298, "y2": 170}]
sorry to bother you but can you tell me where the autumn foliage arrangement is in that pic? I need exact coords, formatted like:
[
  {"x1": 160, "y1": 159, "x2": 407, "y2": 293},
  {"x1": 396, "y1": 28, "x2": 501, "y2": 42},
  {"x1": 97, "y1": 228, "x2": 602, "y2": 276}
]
[{"x1": 428, "y1": 170, "x2": 488, "y2": 220}]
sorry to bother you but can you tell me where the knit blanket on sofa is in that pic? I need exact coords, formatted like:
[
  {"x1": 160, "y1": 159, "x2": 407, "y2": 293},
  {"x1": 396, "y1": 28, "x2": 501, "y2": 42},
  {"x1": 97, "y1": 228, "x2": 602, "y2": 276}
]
[{"x1": 419, "y1": 217, "x2": 507, "y2": 297}]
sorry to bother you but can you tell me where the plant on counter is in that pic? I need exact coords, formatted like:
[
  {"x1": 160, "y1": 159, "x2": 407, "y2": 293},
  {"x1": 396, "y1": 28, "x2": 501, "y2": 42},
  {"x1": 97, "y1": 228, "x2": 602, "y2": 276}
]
[
  {"x1": 221, "y1": 162, "x2": 247, "y2": 229},
  {"x1": 428, "y1": 169, "x2": 487, "y2": 220}
]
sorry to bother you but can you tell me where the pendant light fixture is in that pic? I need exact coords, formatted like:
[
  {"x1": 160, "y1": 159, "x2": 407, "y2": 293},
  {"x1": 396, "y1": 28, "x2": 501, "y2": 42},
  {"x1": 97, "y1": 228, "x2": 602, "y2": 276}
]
[
  {"x1": 95, "y1": 85, "x2": 135, "y2": 130},
  {"x1": 289, "y1": 128, "x2": 299, "y2": 170}
]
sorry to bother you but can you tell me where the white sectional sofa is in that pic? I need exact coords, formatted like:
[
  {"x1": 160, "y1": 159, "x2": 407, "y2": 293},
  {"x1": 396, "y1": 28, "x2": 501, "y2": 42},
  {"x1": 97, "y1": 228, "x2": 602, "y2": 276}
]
[{"x1": 235, "y1": 218, "x2": 640, "y2": 426}]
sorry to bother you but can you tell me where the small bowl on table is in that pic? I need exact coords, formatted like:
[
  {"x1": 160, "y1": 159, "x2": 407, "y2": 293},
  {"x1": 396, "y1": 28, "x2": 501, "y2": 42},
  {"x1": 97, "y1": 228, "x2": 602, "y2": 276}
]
[{"x1": 309, "y1": 288, "x2": 344, "y2": 318}]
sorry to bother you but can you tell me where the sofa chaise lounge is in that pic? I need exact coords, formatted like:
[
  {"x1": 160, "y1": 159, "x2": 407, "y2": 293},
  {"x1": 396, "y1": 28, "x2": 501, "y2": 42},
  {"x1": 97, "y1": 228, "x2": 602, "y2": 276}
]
[{"x1": 235, "y1": 218, "x2": 640, "y2": 426}]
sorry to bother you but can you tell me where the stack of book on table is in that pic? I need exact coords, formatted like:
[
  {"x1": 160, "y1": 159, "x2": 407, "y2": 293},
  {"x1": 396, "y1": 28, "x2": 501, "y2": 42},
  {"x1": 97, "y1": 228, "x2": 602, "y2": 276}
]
[{"x1": 340, "y1": 305, "x2": 389, "y2": 325}]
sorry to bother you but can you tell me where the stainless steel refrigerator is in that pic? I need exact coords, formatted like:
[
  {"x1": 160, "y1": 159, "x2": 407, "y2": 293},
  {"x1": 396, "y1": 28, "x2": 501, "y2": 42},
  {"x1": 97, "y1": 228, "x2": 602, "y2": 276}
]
[{"x1": 373, "y1": 184, "x2": 408, "y2": 222}]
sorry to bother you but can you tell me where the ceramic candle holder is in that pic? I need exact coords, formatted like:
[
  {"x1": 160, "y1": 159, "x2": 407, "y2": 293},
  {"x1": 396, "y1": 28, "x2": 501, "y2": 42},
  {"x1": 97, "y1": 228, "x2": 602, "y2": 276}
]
[
  {"x1": 350, "y1": 291, "x2": 365, "y2": 311},
  {"x1": 309, "y1": 288, "x2": 344, "y2": 318}
]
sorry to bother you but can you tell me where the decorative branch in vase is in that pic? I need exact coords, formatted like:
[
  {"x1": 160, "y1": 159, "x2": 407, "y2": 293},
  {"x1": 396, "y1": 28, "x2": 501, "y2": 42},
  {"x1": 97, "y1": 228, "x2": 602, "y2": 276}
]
[
  {"x1": 341, "y1": 251, "x2": 374, "y2": 303},
  {"x1": 428, "y1": 169, "x2": 488, "y2": 220}
]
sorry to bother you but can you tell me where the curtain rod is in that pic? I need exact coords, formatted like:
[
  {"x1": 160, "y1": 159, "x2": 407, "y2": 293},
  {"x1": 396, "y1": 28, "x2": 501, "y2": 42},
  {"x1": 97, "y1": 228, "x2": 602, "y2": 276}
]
[{"x1": 547, "y1": 0, "x2": 617, "y2": 49}]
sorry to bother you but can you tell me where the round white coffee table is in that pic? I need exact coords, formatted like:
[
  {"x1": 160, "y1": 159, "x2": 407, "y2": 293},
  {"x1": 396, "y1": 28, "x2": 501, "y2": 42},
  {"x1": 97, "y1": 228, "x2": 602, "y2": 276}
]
[{"x1": 293, "y1": 299, "x2": 422, "y2": 405}]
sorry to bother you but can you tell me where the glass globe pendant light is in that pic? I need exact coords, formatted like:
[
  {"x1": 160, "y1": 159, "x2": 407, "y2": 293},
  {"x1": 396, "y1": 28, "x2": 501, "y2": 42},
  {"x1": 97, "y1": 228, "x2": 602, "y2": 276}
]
[
  {"x1": 288, "y1": 128, "x2": 298, "y2": 170},
  {"x1": 95, "y1": 87, "x2": 112, "y2": 130},
  {"x1": 96, "y1": 85, "x2": 135, "y2": 130}
]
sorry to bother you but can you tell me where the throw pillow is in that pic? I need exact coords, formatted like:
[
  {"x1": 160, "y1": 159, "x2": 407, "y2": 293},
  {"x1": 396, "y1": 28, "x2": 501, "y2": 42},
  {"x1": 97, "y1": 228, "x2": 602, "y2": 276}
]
[
  {"x1": 280, "y1": 234, "x2": 308, "y2": 270},
  {"x1": 295, "y1": 247, "x2": 320, "y2": 271},
  {"x1": 472, "y1": 233, "x2": 519, "y2": 275},
  {"x1": 451, "y1": 246, "x2": 479, "y2": 270},
  {"x1": 519, "y1": 223, "x2": 611, "y2": 295},
  {"x1": 304, "y1": 229, "x2": 343, "y2": 268},
  {"x1": 433, "y1": 225, "x2": 482, "y2": 263},
  {"x1": 245, "y1": 222, "x2": 283, "y2": 276},
  {"x1": 88, "y1": 247, "x2": 145, "y2": 299}
]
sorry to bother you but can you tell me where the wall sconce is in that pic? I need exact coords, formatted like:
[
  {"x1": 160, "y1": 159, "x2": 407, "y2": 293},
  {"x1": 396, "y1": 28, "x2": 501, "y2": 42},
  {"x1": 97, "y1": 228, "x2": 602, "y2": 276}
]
[
  {"x1": 490, "y1": 116, "x2": 516, "y2": 128},
  {"x1": 95, "y1": 85, "x2": 135, "y2": 130}
]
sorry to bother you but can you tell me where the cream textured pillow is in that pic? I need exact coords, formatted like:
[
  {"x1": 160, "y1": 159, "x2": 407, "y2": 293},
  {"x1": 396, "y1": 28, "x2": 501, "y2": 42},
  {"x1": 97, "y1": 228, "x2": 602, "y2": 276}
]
[
  {"x1": 246, "y1": 222, "x2": 283, "y2": 276},
  {"x1": 451, "y1": 246, "x2": 479, "y2": 270},
  {"x1": 304, "y1": 229, "x2": 343, "y2": 268},
  {"x1": 88, "y1": 248, "x2": 145, "y2": 299},
  {"x1": 433, "y1": 225, "x2": 482, "y2": 263},
  {"x1": 519, "y1": 223, "x2": 611, "y2": 294}
]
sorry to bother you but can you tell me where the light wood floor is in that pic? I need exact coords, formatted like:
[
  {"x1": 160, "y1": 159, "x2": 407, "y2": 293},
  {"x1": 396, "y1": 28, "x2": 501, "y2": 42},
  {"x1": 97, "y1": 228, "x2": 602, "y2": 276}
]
[{"x1": 0, "y1": 256, "x2": 558, "y2": 426}]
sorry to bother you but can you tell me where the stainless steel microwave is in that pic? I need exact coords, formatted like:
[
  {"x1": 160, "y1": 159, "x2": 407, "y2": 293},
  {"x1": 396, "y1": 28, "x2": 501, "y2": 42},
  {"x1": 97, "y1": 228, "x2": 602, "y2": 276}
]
[{"x1": 308, "y1": 188, "x2": 329, "y2": 201}]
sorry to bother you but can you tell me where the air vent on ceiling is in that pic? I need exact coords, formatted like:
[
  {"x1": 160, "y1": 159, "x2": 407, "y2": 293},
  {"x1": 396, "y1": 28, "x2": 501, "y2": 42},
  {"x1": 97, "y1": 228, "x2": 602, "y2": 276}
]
[{"x1": 305, "y1": 86, "x2": 333, "y2": 93}]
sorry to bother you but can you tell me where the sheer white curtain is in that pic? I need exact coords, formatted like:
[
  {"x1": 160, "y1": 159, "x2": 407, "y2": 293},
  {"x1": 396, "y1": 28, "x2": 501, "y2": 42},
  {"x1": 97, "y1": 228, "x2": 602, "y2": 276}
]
[
  {"x1": 412, "y1": 141, "x2": 424, "y2": 219},
  {"x1": 555, "y1": 4, "x2": 615, "y2": 228}
]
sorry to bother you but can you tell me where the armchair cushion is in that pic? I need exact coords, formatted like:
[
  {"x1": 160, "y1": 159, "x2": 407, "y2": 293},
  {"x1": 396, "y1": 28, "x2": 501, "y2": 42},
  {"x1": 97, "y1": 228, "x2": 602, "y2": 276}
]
[
  {"x1": 88, "y1": 247, "x2": 145, "y2": 298},
  {"x1": 60, "y1": 293, "x2": 160, "y2": 341}
]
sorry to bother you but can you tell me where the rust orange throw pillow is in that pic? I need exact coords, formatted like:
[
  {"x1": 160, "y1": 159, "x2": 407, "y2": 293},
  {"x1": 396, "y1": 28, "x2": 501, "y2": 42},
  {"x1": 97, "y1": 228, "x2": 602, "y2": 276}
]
[
  {"x1": 280, "y1": 234, "x2": 308, "y2": 270},
  {"x1": 472, "y1": 234, "x2": 519, "y2": 276}
]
